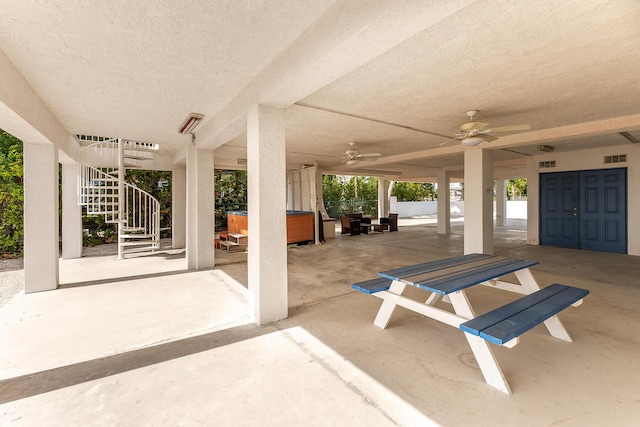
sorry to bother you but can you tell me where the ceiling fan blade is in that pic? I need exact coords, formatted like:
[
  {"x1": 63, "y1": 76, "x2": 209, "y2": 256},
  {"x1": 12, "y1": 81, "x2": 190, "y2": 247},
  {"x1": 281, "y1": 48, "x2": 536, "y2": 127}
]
[
  {"x1": 460, "y1": 121, "x2": 488, "y2": 132},
  {"x1": 480, "y1": 134, "x2": 498, "y2": 142},
  {"x1": 438, "y1": 137, "x2": 459, "y2": 146},
  {"x1": 356, "y1": 153, "x2": 381, "y2": 159},
  {"x1": 489, "y1": 124, "x2": 531, "y2": 132}
]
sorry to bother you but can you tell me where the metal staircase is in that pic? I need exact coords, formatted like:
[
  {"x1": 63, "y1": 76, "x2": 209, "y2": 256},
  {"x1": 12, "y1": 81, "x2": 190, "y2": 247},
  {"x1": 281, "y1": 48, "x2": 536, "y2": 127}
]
[{"x1": 76, "y1": 136, "x2": 161, "y2": 259}]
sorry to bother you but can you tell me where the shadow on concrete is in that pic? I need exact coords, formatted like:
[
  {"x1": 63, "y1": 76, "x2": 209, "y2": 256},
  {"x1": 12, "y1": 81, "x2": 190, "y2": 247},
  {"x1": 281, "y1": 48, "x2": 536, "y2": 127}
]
[{"x1": 0, "y1": 323, "x2": 273, "y2": 404}]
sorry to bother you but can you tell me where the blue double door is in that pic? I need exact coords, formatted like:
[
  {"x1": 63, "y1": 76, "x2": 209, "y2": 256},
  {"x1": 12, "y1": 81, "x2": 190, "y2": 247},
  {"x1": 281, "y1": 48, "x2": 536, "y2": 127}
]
[{"x1": 539, "y1": 168, "x2": 627, "y2": 253}]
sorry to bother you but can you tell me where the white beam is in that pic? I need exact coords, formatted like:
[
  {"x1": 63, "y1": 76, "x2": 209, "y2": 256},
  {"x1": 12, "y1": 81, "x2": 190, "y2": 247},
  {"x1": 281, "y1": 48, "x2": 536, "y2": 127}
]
[
  {"x1": 0, "y1": 49, "x2": 78, "y2": 161},
  {"x1": 196, "y1": 0, "x2": 474, "y2": 149}
]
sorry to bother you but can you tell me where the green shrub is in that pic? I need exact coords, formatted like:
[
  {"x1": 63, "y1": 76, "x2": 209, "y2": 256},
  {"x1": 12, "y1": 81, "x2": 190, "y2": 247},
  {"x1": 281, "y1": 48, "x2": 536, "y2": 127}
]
[{"x1": 0, "y1": 130, "x2": 24, "y2": 257}]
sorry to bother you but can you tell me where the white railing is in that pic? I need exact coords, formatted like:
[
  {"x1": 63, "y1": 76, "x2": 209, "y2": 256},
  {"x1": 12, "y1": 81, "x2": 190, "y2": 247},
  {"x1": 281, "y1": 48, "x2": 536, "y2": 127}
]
[{"x1": 77, "y1": 139, "x2": 160, "y2": 256}]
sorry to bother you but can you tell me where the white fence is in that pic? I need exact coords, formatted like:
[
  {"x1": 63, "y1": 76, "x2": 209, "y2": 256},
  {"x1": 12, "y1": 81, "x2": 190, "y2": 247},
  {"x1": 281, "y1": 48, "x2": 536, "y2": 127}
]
[{"x1": 390, "y1": 199, "x2": 527, "y2": 219}]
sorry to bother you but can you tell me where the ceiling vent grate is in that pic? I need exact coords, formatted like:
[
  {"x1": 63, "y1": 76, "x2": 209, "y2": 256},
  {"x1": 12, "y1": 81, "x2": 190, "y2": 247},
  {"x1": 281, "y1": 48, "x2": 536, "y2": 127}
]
[
  {"x1": 604, "y1": 154, "x2": 626, "y2": 164},
  {"x1": 539, "y1": 160, "x2": 556, "y2": 168}
]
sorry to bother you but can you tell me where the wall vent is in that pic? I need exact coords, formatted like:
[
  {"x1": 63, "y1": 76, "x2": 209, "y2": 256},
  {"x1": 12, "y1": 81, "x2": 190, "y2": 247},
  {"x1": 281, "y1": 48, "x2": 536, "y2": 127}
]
[
  {"x1": 539, "y1": 160, "x2": 556, "y2": 168},
  {"x1": 604, "y1": 154, "x2": 626, "y2": 164}
]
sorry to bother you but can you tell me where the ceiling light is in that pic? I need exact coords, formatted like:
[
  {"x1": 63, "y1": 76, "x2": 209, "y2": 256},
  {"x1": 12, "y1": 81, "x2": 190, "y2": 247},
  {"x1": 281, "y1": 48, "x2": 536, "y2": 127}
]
[
  {"x1": 346, "y1": 159, "x2": 359, "y2": 165},
  {"x1": 461, "y1": 136, "x2": 484, "y2": 146},
  {"x1": 538, "y1": 145, "x2": 555, "y2": 152},
  {"x1": 178, "y1": 113, "x2": 204, "y2": 134}
]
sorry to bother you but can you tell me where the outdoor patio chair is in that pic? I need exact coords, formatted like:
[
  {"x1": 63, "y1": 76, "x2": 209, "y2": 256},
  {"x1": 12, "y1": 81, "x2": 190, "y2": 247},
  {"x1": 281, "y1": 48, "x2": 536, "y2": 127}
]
[
  {"x1": 388, "y1": 213, "x2": 398, "y2": 232},
  {"x1": 341, "y1": 216, "x2": 361, "y2": 236}
]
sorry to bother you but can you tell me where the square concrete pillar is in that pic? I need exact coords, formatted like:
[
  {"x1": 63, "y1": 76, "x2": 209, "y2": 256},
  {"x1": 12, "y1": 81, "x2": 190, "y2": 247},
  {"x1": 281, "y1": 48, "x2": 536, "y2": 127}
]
[
  {"x1": 172, "y1": 166, "x2": 186, "y2": 249},
  {"x1": 377, "y1": 178, "x2": 389, "y2": 219},
  {"x1": 186, "y1": 144, "x2": 214, "y2": 270},
  {"x1": 61, "y1": 163, "x2": 83, "y2": 259},
  {"x1": 437, "y1": 170, "x2": 450, "y2": 235},
  {"x1": 495, "y1": 179, "x2": 506, "y2": 227},
  {"x1": 247, "y1": 104, "x2": 288, "y2": 325},
  {"x1": 23, "y1": 143, "x2": 59, "y2": 292},
  {"x1": 464, "y1": 148, "x2": 494, "y2": 255}
]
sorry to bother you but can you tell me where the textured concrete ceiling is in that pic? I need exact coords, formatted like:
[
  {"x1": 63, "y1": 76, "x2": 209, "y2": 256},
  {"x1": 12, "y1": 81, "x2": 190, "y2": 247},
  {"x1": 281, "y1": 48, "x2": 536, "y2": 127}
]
[{"x1": 1, "y1": 0, "x2": 639, "y2": 180}]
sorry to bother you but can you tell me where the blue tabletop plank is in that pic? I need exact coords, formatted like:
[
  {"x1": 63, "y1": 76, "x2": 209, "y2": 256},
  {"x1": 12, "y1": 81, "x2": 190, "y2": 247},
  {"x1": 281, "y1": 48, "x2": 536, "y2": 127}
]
[
  {"x1": 379, "y1": 253, "x2": 491, "y2": 279},
  {"x1": 415, "y1": 258, "x2": 539, "y2": 294},
  {"x1": 379, "y1": 254, "x2": 539, "y2": 295}
]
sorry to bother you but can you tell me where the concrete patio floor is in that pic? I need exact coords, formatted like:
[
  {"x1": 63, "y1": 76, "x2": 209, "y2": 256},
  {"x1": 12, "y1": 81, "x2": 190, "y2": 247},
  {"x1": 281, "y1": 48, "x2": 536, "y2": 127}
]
[{"x1": 1, "y1": 219, "x2": 640, "y2": 426}]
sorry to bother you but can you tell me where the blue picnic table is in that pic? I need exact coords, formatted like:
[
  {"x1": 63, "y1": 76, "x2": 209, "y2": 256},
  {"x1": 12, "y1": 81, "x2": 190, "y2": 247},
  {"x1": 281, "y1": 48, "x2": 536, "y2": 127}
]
[{"x1": 352, "y1": 253, "x2": 588, "y2": 394}]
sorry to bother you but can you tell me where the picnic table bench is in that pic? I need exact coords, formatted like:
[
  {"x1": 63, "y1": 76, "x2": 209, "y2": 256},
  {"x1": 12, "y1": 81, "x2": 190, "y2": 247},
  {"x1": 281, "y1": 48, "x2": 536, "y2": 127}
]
[{"x1": 351, "y1": 253, "x2": 589, "y2": 394}]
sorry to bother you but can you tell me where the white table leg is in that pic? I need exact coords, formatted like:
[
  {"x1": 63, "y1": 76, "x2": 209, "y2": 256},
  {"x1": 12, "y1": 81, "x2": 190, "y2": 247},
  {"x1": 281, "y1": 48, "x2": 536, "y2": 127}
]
[
  {"x1": 448, "y1": 290, "x2": 512, "y2": 394},
  {"x1": 514, "y1": 268, "x2": 573, "y2": 342},
  {"x1": 425, "y1": 292, "x2": 442, "y2": 305},
  {"x1": 373, "y1": 280, "x2": 406, "y2": 329}
]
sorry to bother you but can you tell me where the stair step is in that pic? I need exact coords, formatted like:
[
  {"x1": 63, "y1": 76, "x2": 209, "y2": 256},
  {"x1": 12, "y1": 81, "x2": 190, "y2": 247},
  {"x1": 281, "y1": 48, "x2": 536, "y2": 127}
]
[
  {"x1": 124, "y1": 154, "x2": 154, "y2": 161},
  {"x1": 120, "y1": 234, "x2": 155, "y2": 239},
  {"x1": 121, "y1": 241, "x2": 158, "y2": 247},
  {"x1": 121, "y1": 226, "x2": 145, "y2": 232}
]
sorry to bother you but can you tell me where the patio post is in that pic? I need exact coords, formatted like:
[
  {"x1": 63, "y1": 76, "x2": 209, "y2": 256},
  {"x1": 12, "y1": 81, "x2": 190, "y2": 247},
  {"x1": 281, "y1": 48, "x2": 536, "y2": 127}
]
[
  {"x1": 172, "y1": 166, "x2": 186, "y2": 249},
  {"x1": 437, "y1": 170, "x2": 450, "y2": 235},
  {"x1": 377, "y1": 178, "x2": 389, "y2": 219},
  {"x1": 247, "y1": 104, "x2": 288, "y2": 325},
  {"x1": 185, "y1": 142, "x2": 215, "y2": 269},
  {"x1": 495, "y1": 179, "x2": 506, "y2": 227},
  {"x1": 61, "y1": 162, "x2": 83, "y2": 259},
  {"x1": 463, "y1": 148, "x2": 494, "y2": 255},
  {"x1": 23, "y1": 142, "x2": 59, "y2": 292}
]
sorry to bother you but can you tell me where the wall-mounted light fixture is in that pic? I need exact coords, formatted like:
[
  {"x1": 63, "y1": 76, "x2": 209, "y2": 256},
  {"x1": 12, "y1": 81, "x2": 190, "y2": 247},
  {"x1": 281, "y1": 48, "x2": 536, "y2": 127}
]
[
  {"x1": 537, "y1": 145, "x2": 554, "y2": 152},
  {"x1": 178, "y1": 113, "x2": 204, "y2": 134}
]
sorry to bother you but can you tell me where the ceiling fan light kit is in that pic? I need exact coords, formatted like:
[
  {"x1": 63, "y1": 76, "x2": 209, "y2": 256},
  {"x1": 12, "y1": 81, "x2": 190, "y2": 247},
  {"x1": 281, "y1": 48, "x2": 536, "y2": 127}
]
[{"x1": 462, "y1": 136, "x2": 484, "y2": 146}]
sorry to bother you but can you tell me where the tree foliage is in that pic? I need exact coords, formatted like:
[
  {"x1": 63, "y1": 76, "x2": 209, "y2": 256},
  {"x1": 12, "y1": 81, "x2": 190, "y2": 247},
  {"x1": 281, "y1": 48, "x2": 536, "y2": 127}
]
[
  {"x1": 215, "y1": 170, "x2": 247, "y2": 228},
  {"x1": 507, "y1": 179, "x2": 527, "y2": 199},
  {"x1": 322, "y1": 175, "x2": 379, "y2": 217},
  {"x1": 0, "y1": 129, "x2": 24, "y2": 256},
  {"x1": 391, "y1": 182, "x2": 436, "y2": 201},
  {"x1": 125, "y1": 169, "x2": 173, "y2": 232}
]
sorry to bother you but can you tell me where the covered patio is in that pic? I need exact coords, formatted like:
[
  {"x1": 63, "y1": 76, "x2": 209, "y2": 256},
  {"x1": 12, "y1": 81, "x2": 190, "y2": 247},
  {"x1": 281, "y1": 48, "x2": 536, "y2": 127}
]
[{"x1": 2, "y1": 221, "x2": 639, "y2": 425}]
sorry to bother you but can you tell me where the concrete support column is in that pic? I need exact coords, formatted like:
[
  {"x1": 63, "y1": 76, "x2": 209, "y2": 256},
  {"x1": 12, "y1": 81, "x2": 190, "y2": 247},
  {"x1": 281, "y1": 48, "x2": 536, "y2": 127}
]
[
  {"x1": 172, "y1": 166, "x2": 186, "y2": 249},
  {"x1": 247, "y1": 104, "x2": 288, "y2": 325},
  {"x1": 437, "y1": 170, "x2": 450, "y2": 235},
  {"x1": 61, "y1": 163, "x2": 82, "y2": 259},
  {"x1": 463, "y1": 148, "x2": 494, "y2": 255},
  {"x1": 526, "y1": 158, "x2": 540, "y2": 246},
  {"x1": 495, "y1": 179, "x2": 506, "y2": 227},
  {"x1": 186, "y1": 143, "x2": 214, "y2": 270},
  {"x1": 23, "y1": 143, "x2": 59, "y2": 292},
  {"x1": 377, "y1": 178, "x2": 389, "y2": 219}
]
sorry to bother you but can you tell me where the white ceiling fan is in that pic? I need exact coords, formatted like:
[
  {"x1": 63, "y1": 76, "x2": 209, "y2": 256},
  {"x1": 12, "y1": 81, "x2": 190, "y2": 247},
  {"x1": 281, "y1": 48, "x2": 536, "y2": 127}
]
[
  {"x1": 343, "y1": 141, "x2": 381, "y2": 165},
  {"x1": 442, "y1": 110, "x2": 531, "y2": 146}
]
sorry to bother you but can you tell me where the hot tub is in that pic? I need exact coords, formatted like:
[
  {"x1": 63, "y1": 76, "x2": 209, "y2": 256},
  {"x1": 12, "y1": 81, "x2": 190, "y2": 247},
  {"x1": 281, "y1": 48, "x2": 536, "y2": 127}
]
[{"x1": 227, "y1": 210, "x2": 314, "y2": 244}]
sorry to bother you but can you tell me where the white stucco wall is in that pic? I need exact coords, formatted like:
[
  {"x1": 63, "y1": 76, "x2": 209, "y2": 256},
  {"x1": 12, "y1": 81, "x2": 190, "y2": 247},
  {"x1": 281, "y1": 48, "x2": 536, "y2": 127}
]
[{"x1": 527, "y1": 143, "x2": 639, "y2": 256}]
